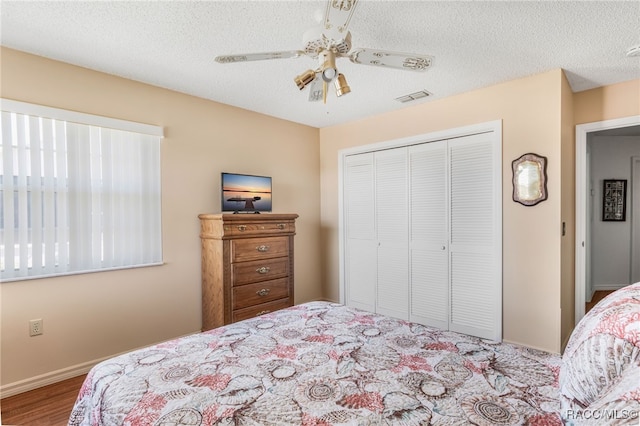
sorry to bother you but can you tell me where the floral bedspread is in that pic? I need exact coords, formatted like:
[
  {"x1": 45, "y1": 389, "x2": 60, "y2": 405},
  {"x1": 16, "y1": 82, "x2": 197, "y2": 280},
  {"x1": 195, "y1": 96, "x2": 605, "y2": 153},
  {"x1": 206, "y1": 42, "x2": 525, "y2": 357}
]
[{"x1": 69, "y1": 302, "x2": 562, "y2": 425}]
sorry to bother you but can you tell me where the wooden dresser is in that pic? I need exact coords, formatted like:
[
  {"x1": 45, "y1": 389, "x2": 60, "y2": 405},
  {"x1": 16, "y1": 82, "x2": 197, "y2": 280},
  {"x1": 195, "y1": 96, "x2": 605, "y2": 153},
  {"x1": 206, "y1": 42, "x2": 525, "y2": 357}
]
[{"x1": 199, "y1": 213, "x2": 298, "y2": 331}]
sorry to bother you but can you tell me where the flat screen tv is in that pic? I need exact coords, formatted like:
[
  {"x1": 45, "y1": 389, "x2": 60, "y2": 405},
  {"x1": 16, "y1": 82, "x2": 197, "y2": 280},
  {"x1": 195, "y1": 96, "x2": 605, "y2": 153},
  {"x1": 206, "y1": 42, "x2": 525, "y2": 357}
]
[{"x1": 221, "y1": 172, "x2": 272, "y2": 213}]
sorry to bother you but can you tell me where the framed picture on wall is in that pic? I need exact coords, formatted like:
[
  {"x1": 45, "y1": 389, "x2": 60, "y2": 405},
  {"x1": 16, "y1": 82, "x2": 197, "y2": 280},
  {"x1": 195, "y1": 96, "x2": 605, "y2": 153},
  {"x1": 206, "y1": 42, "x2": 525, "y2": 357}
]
[{"x1": 602, "y1": 179, "x2": 627, "y2": 221}]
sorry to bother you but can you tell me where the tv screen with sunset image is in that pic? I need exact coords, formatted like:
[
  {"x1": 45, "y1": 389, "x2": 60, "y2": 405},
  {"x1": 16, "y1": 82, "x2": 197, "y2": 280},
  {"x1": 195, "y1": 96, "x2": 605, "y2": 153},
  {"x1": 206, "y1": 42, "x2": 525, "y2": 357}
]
[{"x1": 221, "y1": 172, "x2": 272, "y2": 213}]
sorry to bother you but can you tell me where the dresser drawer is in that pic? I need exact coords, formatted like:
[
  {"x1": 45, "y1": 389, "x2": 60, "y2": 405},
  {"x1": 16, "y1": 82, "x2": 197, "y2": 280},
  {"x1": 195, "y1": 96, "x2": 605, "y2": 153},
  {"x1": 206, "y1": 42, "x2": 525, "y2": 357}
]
[
  {"x1": 232, "y1": 278, "x2": 289, "y2": 310},
  {"x1": 223, "y1": 221, "x2": 294, "y2": 237},
  {"x1": 232, "y1": 298, "x2": 292, "y2": 323},
  {"x1": 200, "y1": 213, "x2": 297, "y2": 330},
  {"x1": 231, "y1": 236, "x2": 289, "y2": 262},
  {"x1": 232, "y1": 257, "x2": 289, "y2": 285}
]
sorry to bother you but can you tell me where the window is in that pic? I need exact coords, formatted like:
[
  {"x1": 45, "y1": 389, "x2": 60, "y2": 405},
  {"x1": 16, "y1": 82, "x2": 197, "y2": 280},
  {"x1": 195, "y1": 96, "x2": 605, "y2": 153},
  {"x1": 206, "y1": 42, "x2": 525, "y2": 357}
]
[{"x1": 1, "y1": 99, "x2": 163, "y2": 281}]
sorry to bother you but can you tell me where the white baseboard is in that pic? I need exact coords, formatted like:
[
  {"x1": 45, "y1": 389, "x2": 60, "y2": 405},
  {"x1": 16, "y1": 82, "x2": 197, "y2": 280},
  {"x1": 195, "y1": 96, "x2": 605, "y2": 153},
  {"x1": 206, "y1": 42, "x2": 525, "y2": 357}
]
[
  {"x1": 0, "y1": 357, "x2": 105, "y2": 399},
  {"x1": 593, "y1": 284, "x2": 626, "y2": 291},
  {"x1": 0, "y1": 332, "x2": 198, "y2": 399},
  {"x1": 502, "y1": 338, "x2": 561, "y2": 356}
]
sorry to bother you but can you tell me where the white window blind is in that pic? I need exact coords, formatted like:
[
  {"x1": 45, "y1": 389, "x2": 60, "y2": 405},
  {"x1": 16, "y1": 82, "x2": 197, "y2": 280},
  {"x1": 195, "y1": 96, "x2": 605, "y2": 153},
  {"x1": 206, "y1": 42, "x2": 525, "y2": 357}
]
[{"x1": 0, "y1": 99, "x2": 163, "y2": 281}]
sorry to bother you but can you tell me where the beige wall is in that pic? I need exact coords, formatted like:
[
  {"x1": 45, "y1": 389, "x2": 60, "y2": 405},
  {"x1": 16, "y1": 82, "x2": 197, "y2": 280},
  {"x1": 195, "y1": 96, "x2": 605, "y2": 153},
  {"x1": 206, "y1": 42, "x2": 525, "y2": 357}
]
[
  {"x1": 321, "y1": 70, "x2": 567, "y2": 353},
  {"x1": 0, "y1": 48, "x2": 322, "y2": 392},
  {"x1": 574, "y1": 80, "x2": 640, "y2": 125}
]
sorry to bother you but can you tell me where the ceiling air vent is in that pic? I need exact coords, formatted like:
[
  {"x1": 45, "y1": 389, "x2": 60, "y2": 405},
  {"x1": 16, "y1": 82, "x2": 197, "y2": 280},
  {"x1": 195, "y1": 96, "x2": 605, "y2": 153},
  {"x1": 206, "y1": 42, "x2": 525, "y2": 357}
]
[
  {"x1": 626, "y1": 44, "x2": 640, "y2": 57},
  {"x1": 395, "y1": 90, "x2": 432, "y2": 103}
]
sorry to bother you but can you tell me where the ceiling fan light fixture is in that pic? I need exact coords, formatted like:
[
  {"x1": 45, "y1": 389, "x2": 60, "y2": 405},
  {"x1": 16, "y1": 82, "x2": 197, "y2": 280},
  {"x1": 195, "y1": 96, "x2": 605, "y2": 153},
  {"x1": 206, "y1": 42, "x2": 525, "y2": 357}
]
[
  {"x1": 320, "y1": 50, "x2": 337, "y2": 82},
  {"x1": 216, "y1": 0, "x2": 435, "y2": 106},
  {"x1": 335, "y1": 73, "x2": 351, "y2": 97},
  {"x1": 322, "y1": 67, "x2": 337, "y2": 82},
  {"x1": 294, "y1": 69, "x2": 317, "y2": 90}
]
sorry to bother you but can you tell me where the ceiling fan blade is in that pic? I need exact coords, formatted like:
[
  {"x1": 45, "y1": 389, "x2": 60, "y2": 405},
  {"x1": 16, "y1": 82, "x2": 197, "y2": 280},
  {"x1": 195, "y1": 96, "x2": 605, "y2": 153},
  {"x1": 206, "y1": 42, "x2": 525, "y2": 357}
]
[
  {"x1": 308, "y1": 75, "x2": 324, "y2": 102},
  {"x1": 349, "y1": 48, "x2": 433, "y2": 71},
  {"x1": 215, "y1": 50, "x2": 303, "y2": 63},
  {"x1": 323, "y1": 0, "x2": 359, "y2": 34}
]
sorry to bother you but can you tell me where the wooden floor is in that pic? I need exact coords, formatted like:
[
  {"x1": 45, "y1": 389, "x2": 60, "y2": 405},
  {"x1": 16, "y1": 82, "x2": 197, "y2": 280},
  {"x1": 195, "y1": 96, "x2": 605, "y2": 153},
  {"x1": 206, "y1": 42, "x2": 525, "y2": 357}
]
[
  {"x1": 1, "y1": 374, "x2": 86, "y2": 426},
  {"x1": 585, "y1": 289, "x2": 615, "y2": 314}
]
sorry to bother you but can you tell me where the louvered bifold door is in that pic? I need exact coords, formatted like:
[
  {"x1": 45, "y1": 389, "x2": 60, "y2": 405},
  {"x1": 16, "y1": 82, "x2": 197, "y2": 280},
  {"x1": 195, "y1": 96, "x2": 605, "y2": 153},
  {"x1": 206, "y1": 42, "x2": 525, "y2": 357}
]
[
  {"x1": 408, "y1": 142, "x2": 449, "y2": 329},
  {"x1": 344, "y1": 153, "x2": 377, "y2": 312},
  {"x1": 375, "y1": 148, "x2": 409, "y2": 320},
  {"x1": 448, "y1": 133, "x2": 502, "y2": 341}
]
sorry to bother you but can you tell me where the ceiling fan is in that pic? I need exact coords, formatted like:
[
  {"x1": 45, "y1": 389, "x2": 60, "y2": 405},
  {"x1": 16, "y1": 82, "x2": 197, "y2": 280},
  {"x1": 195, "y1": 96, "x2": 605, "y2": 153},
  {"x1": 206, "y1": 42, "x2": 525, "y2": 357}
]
[{"x1": 215, "y1": 0, "x2": 433, "y2": 103}]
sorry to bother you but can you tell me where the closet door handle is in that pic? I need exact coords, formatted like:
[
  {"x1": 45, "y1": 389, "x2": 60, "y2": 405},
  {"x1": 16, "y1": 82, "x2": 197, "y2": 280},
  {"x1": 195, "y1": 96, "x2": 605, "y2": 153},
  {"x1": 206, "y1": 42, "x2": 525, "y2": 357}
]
[
  {"x1": 256, "y1": 266, "x2": 271, "y2": 274},
  {"x1": 256, "y1": 245, "x2": 270, "y2": 252},
  {"x1": 441, "y1": 245, "x2": 446, "y2": 250},
  {"x1": 256, "y1": 288, "x2": 270, "y2": 296}
]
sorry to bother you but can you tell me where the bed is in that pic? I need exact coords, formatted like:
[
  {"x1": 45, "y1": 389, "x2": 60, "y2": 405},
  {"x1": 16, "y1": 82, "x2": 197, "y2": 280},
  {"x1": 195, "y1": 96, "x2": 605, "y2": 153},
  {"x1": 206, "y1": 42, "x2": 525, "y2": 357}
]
[
  {"x1": 69, "y1": 301, "x2": 563, "y2": 425},
  {"x1": 559, "y1": 282, "x2": 640, "y2": 425}
]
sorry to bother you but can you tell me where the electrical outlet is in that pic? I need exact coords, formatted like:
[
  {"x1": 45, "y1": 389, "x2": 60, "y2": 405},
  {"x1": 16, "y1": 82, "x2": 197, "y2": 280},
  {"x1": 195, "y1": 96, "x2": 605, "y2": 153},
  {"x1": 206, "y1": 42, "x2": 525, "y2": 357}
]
[{"x1": 29, "y1": 319, "x2": 43, "y2": 336}]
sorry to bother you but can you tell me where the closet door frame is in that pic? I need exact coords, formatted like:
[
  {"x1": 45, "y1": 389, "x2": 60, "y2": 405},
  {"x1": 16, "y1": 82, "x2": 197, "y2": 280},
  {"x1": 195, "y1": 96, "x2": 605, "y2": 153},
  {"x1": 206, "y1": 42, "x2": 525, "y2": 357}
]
[{"x1": 338, "y1": 120, "x2": 502, "y2": 339}]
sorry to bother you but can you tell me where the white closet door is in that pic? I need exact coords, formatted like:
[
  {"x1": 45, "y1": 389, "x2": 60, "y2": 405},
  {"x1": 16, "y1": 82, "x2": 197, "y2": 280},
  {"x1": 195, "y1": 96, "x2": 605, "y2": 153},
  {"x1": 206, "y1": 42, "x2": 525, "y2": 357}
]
[
  {"x1": 448, "y1": 133, "x2": 501, "y2": 341},
  {"x1": 375, "y1": 148, "x2": 409, "y2": 320},
  {"x1": 340, "y1": 122, "x2": 501, "y2": 342},
  {"x1": 344, "y1": 153, "x2": 377, "y2": 312},
  {"x1": 408, "y1": 142, "x2": 449, "y2": 329}
]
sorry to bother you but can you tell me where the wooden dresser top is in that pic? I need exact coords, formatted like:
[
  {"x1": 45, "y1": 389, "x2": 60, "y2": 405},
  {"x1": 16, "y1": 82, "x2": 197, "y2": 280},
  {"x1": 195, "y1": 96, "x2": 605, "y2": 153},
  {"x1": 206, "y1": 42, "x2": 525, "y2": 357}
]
[{"x1": 199, "y1": 213, "x2": 298, "y2": 239}]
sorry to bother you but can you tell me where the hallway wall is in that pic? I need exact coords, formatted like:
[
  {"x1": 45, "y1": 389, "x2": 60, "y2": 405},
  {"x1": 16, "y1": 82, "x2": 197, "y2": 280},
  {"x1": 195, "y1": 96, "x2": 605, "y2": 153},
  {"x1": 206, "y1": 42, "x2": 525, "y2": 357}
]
[{"x1": 589, "y1": 135, "x2": 640, "y2": 291}]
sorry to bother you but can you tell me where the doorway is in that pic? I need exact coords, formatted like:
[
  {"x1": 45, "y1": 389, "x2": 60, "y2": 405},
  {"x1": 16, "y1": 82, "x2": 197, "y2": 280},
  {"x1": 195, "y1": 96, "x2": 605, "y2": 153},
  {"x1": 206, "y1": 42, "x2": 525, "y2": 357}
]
[
  {"x1": 632, "y1": 156, "x2": 640, "y2": 284},
  {"x1": 575, "y1": 116, "x2": 640, "y2": 324}
]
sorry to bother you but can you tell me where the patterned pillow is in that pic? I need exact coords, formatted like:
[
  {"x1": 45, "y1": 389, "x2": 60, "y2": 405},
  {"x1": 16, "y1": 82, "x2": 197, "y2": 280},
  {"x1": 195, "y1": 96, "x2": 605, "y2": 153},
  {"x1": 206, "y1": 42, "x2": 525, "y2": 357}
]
[{"x1": 559, "y1": 283, "x2": 640, "y2": 425}]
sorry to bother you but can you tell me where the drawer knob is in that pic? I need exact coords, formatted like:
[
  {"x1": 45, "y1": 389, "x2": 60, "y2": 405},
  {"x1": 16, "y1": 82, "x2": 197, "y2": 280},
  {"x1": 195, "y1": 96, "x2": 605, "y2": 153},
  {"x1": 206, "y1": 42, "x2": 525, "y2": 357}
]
[
  {"x1": 237, "y1": 225, "x2": 247, "y2": 231},
  {"x1": 256, "y1": 245, "x2": 270, "y2": 252},
  {"x1": 256, "y1": 310, "x2": 271, "y2": 316},
  {"x1": 256, "y1": 288, "x2": 270, "y2": 296},
  {"x1": 276, "y1": 224, "x2": 285, "y2": 230},
  {"x1": 256, "y1": 266, "x2": 271, "y2": 274}
]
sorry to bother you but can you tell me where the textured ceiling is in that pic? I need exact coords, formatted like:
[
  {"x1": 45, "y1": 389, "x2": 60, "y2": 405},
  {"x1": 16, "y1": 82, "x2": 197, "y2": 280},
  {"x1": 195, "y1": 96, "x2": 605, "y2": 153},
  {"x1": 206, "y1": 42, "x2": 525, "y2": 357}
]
[{"x1": 1, "y1": 1, "x2": 639, "y2": 128}]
